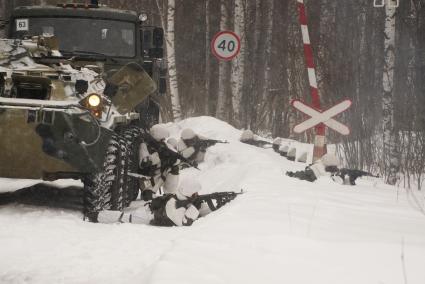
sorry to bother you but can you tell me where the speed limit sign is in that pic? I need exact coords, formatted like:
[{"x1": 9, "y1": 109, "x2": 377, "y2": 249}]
[{"x1": 211, "y1": 31, "x2": 241, "y2": 61}]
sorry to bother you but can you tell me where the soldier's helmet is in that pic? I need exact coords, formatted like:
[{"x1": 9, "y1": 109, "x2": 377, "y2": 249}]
[
  {"x1": 320, "y1": 153, "x2": 339, "y2": 167},
  {"x1": 166, "y1": 137, "x2": 178, "y2": 149},
  {"x1": 150, "y1": 124, "x2": 169, "y2": 142},
  {"x1": 240, "y1": 129, "x2": 254, "y2": 141},
  {"x1": 177, "y1": 178, "x2": 201, "y2": 199},
  {"x1": 273, "y1": 137, "x2": 283, "y2": 145},
  {"x1": 279, "y1": 144, "x2": 289, "y2": 153},
  {"x1": 181, "y1": 128, "x2": 196, "y2": 140}
]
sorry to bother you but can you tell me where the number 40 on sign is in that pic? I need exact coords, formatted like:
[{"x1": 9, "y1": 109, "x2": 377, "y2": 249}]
[{"x1": 211, "y1": 31, "x2": 241, "y2": 61}]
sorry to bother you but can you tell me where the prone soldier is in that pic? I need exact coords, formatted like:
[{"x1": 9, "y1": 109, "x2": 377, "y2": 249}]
[
  {"x1": 286, "y1": 153, "x2": 339, "y2": 182},
  {"x1": 92, "y1": 178, "x2": 203, "y2": 225},
  {"x1": 272, "y1": 137, "x2": 283, "y2": 153},
  {"x1": 286, "y1": 153, "x2": 379, "y2": 185},
  {"x1": 177, "y1": 128, "x2": 228, "y2": 167},
  {"x1": 87, "y1": 178, "x2": 243, "y2": 226},
  {"x1": 149, "y1": 178, "x2": 203, "y2": 226},
  {"x1": 240, "y1": 130, "x2": 273, "y2": 148}
]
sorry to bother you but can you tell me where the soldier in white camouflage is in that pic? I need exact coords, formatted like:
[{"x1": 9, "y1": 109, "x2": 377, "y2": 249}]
[
  {"x1": 138, "y1": 124, "x2": 180, "y2": 201},
  {"x1": 240, "y1": 130, "x2": 273, "y2": 148},
  {"x1": 286, "y1": 153, "x2": 340, "y2": 182},
  {"x1": 92, "y1": 178, "x2": 204, "y2": 226}
]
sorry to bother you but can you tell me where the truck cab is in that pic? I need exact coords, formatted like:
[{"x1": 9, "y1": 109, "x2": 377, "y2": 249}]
[{"x1": 8, "y1": 3, "x2": 166, "y2": 127}]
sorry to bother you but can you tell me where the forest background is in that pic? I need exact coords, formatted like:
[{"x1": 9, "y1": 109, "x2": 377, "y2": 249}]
[{"x1": 1, "y1": 0, "x2": 424, "y2": 189}]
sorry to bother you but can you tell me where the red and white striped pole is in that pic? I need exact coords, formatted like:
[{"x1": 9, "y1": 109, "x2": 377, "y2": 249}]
[{"x1": 297, "y1": 0, "x2": 326, "y2": 161}]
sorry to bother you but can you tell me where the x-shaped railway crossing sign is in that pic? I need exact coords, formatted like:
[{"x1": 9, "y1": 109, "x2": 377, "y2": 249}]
[{"x1": 291, "y1": 99, "x2": 352, "y2": 135}]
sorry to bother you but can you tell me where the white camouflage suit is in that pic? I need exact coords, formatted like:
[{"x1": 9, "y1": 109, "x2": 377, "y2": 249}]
[
  {"x1": 309, "y1": 153, "x2": 339, "y2": 179},
  {"x1": 177, "y1": 128, "x2": 207, "y2": 165},
  {"x1": 138, "y1": 125, "x2": 180, "y2": 199},
  {"x1": 96, "y1": 179, "x2": 205, "y2": 226}
]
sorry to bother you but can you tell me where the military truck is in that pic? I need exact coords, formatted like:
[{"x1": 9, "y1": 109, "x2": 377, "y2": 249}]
[{"x1": 0, "y1": 2, "x2": 167, "y2": 220}]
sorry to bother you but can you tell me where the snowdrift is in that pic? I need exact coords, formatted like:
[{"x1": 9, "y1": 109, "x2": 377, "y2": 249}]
[{"x1": 1, "y1": 116, "x2": 425, "y2": 284}]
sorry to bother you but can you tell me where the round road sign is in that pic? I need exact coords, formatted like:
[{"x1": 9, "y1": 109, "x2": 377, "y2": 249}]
[{"x1": 211, "y1": 31, "x2": 241, "y2": 61}]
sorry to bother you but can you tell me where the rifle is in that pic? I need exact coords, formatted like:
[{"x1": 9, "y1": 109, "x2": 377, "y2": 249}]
[
  {"x1": 142, "y1": 132, "x2": 200, "y2": 171},
  {"x1": 176, "y1": 190, "x2": 244, "y2": 211},
  {"x1": 127, "y1": 172, "x2": 152, "y2": 180},
  {"x1": 241, "y1": 139, "x2": 272, "y2": 148},
  {"x1": 198, "y1": 139, "x2": 229, "y2": 149},
  {"x1": 252, "y1": 140, "x2": 273, "y2": 148},
  {"x1": 334, "y1": 168, "x2": 379, "y2": 185},
  {"x1": 145, "y1": 190, "x2": 243, "y2": 214}
]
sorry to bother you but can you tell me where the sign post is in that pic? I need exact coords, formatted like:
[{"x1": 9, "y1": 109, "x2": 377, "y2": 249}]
[
  {"x1": 211, "y1": 31, "x2": 241, "y2": 61},
  {"x1": 296, "y1": 0, "x2": 327, "y2": 160}
]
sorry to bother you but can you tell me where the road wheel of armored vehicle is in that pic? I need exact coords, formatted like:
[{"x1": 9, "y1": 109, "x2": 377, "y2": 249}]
[
  {"x1": 84, "y1": 134, "x2": 128, "y2": 220},
  {"x1": 122, "y1": 126, "x2": 145, "y2": 206}
]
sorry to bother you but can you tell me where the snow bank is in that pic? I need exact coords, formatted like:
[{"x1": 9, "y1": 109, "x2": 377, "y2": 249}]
[
  {"x1": 1, "y1": 116, "x2": 425, "y2": 284},
  {"x1": 0, "y1": 179, "x2": 82, "y2": 194}
]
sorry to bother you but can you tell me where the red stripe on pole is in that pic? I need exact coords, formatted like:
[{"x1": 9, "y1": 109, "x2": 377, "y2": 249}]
[
  {"x1": 297, "y1": 0, "x2": 326, "y2": 160},
  {"x1": 297, "y1": 1, "x2": 321, "y2": 111},
  {"x1": 297, "y1": 3, "x2": 308, "y2": 25},
  {"x1": 310, "y1": 87, "x2": 320, "y2": 110},
  {"x1": 303, "y1": 45, "x2": 315, "y2": 68}
]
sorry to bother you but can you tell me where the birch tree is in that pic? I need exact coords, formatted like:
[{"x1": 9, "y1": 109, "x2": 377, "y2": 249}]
[
  {"x1": 286, "y1": 0, "x2": 307, "y2": 140},
  {"x1": 230, "y1": 0, "x2": 245, "y2": 127},
  {"x1": 0, "y1": 0, "x2": 7, "y2": 38},
  {"x1": 216, "y1": 0, "x2": 231, "y2": 120},
  {"x1": 382, "y1": 0, "x2": 399, "y2": 185},
  {"x1": 255, "y1": 0, "x2": 274, "y2": 129},
  {"x1": 0, "y1": 0, "x2": 14, "y2": 38},
  {"x1": 248, "y1": 0, "x2": 262, "y2": 130},
  {"x1": 166, "y1": 0, "x2": 182, "y2": 121},
  {"x1": 156, "y1": 0, "x2": 182, "y2": 121},
  {"x1": 204, "y1": 0, "x2": 212, "y2": 115}
]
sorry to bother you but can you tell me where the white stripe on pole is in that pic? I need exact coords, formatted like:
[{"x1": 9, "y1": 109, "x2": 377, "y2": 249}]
[
  {"x1": 315, "y1": 135, "x2": 325, "y2": 147},
  {"x1": 307, "y1": 68, "x2": 318, "y2": 88},
  {"x1": 301, "y1": 25, "x2": 310, "y2": 44}
]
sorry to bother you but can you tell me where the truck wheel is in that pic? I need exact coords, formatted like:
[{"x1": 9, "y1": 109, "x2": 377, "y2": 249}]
[
  {"x1": 122, "y1": 126, "x2": 145, "y2": 206},
  {"x1": 84, "y1": 134, "x2": 127, "y2": 220}
]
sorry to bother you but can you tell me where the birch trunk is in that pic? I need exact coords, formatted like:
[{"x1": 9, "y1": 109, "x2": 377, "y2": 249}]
[
  {"x1": 215, "y1": 0, "x2": 230, "y2": 120},
  {"x1": 286, "y1": 0, "x2": 304, "y2": 139},
  {"x1": 249, "y1": 0, "x2": 262, "y2": 130},
  {"x1": 255, "y1": 0, "x2": 274, "y2": 128},
  {"x1": 155, "y1": 0, "x2": 167, "y2": 35},
  {"x1": 0, "y1": 0, "x2": 7, "y2": 38},
  {"x1": 0, "y1": 0, "x2": 14, "y2": 38},
  {"x1": 316, "y1": 0, "x2": 336, "y2": 105},
  {"x1": 204, "y1": 0, "x2": 211, "y2": 115},
  {"x1": 165, "y1": 0, "x2": 182, "y2": 121},
  {"x1": 230, "y1": 0, "x2": 245, "y2": 127},
  {"x1": 382, "y1": 0, "x2": 399, "y2": 185}
]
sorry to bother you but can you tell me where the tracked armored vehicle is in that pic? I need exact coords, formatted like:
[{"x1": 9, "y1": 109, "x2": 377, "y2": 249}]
[{"x1": 0, "y1": 2, "x2": 166, "y2": 217}]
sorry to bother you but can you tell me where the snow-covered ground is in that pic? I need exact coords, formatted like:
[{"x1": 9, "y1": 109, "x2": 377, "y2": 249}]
[{"x1": 1, "y1": 116, "x2": 425, "y2": 284}]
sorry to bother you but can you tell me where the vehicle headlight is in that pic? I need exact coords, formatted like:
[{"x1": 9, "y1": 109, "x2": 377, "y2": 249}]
[
  {"x1": 79, "y1": 93, "x2": 103, "y2": 119},
  {"x1": 88, "y1": 94, "x2": 101, "y2": 108}
]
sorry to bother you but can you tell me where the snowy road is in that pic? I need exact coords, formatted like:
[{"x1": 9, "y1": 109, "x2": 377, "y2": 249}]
[{"x1": 1, "y1": 117, "x2": 425, "y2": 284}]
